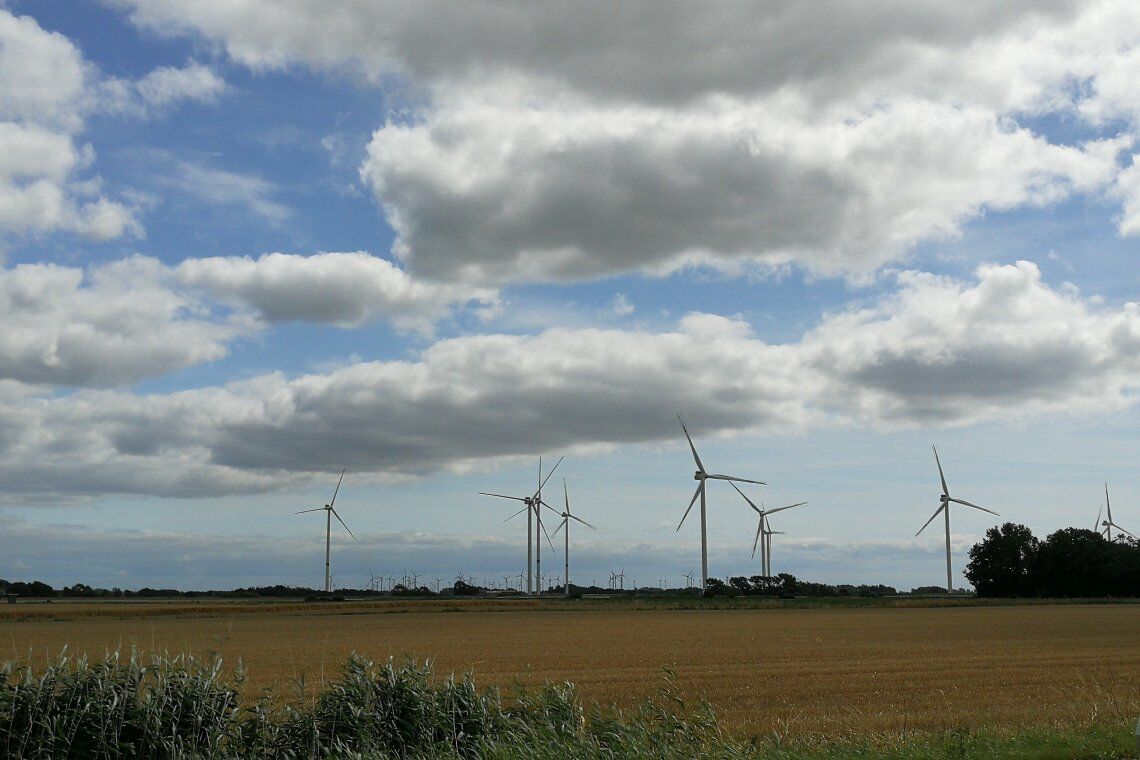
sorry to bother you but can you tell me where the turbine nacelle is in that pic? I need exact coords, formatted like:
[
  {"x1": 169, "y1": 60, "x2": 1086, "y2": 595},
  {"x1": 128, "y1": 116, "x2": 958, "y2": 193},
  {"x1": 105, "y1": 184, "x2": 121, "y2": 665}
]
[{"x1": 693, "y1": 471, "x2": 703, "y2": 481}]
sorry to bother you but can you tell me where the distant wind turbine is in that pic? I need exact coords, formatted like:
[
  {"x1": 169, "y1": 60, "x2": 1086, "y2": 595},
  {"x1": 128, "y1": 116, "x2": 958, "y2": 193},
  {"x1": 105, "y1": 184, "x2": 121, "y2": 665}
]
[
  {"x1": 480, "y1": 456, "x2": 563, "y2": 593},
  {"x1": 729, "y1": 482, "x2": 807, "y2": 577},
  {"x1": 916, "y1": 446, "x2": 998, "y2": 595},
  {"x1": 551, "y1": 479, "x2": 597, "y2": 597},
  {"x1": 1100, "y1": 483, "x2": 1135, "y2": 540},
  {"x1": 676, "y1": 414, "x2": 764, "y2": 591},
  {"x1": 295, "y1": 469, "x2": 356, "y2": 594}
]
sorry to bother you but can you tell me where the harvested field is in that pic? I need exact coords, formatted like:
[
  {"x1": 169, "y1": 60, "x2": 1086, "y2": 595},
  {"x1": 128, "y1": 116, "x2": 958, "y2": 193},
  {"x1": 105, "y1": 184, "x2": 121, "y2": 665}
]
[{"x1": 3, "y1": 601, "x2": 1137, "y2": 737}]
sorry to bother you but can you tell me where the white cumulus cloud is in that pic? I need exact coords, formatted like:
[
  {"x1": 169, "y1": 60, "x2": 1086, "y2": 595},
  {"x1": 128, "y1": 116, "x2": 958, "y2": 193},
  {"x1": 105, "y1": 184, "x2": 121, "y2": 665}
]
[
  {"x1": 177, "y1": 251, "x2": 498, "y2": 333},
  {"x1": 2, "y1": 259, "x2": 1138, "y2": 500}
]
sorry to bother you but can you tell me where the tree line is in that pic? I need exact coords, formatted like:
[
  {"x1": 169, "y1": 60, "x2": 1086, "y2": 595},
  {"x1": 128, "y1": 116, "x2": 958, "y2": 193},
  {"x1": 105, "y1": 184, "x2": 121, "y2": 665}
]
[{"x1": 965, "y1": 524, "x2": 1140, "y2": 597}]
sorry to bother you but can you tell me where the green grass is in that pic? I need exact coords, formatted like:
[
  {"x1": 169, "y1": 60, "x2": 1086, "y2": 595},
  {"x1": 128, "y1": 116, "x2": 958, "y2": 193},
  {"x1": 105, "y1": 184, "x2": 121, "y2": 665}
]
[{"x1": 1, "y1": 650, "x2": 1135, "y2": 758}]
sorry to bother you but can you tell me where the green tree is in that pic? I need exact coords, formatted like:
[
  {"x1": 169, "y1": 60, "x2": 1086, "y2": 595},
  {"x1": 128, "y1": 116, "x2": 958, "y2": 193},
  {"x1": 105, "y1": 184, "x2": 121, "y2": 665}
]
[
  {"x1": 1033, "y1": 528, "x2": 1113, "y2": 597},
  {"x1": 964, "y1": 522, "x2": 1039, "y2": 597}
]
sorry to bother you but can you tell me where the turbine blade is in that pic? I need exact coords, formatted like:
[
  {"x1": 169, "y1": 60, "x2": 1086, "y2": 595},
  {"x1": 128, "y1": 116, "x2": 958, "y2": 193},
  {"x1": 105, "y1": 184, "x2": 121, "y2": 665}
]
[
  {"x1": 751, "y1": 519, "x2": 762, "y2": 558},
  {"x1": 1104, "y1": 482, "x2": 1113, "y2": 523},
  {"x1": 563, "y1": 478, "x2": 569, "y2": 512},
  {"x1": 677, "y1": 413, "x2": 705, "y2": 473},
  {"x1": 708, "y1": 474, "x2": 766, "y2": 485},
  {"x1": 294, "y1": 507, "x2": 324, "y2": 514},
  {"x1": 329, "y1": 468, "x2": 346, "y2": 508},
  {"x1": 538, "y1": 456, "x2": 564, "y2": 494},
  {"x1": 1094, "y1": 505, "x2": 1102, "y2": 532},
  {"x1": 764, "y1": 501, "x2": 808, "y2": 516},
  {"x1": 677, "y1": 483, "x2": 703, "y2": 531},
  {"x1": 915, "y1": 503, "x2": 945, "y2": 537},
  {"x1": 502, "y1": 506, "x2": 528, "y2": 523},
  {"x1": 729, "y1": 480, "x2": 762, "y2": 514},
  {"x1": 568, "y1": 513, "x2": 597, "y2": 530},
  {"x1": 1107, "y1": 522, "x2": 1135, "y2": 539},
  {"x1": 551, "y1": 518, "x2": 566, "y2": 538},
  {"x1": 540, "y1": 518, "x2": 557, "y2": 553},
  {"x1": 479, "y1": 492, "x2": 528, "y2": 502},
  {"x1": 539, "y1": 499, "x2": 562, "y2": 516},
  {"x1": 330, "y1": 508, "x2": 357, "y2": 542},
  {"x1": 932, "y1": 445, "x2": 949, "y2": 497},
  {"x1": 949, "y1": 498, "x2": 999, "y2": 516}
]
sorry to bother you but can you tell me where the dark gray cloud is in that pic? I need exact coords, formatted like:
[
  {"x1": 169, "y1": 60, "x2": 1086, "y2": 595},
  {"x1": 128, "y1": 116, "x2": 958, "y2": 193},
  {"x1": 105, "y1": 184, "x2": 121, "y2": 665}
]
[{"x1": 111, "y1": 1, "x2": 1081, "y2": 107}]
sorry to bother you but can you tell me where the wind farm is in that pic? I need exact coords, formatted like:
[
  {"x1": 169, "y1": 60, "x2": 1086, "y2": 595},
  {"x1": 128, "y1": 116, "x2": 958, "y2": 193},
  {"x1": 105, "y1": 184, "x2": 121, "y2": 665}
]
[
  {"x1": 4, "y1": 422, "x2": 1140, "y2": 755},
  {"x1": 260, "y1": 419, "x2": 1135, "y2": 602}
]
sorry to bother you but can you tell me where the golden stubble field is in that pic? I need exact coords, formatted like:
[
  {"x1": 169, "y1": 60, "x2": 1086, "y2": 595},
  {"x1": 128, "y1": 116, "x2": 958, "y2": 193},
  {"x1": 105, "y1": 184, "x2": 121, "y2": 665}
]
[{"x1": 3, "y1": 602, "x2": 1138, "y2": 737}]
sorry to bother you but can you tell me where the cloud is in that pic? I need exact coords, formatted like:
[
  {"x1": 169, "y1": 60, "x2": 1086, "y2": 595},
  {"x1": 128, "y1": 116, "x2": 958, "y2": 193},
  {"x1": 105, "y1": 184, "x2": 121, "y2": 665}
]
[
  {"x1": 162, "y1": 160, "x2": 292, "y2": 224},
  {"x1": 2, "y1": 260, "x2": 1138, "y2": 500},
  {"x1": 0, "y1": 518, "x2": 991, "y2": 591},
  {"x1": 0, "y1": 10, "x2": 134, "y2": 240},
  {"x1": 100, "y1": 62, "x2": 226, "y2": 118},
  {"x1": 361, "y1": 91, "x2": 1123, "y2": 283},
  {"x1": 0, "y1": 10, "x2": 228, "y2": 243},
  {"x1": 0, "y1": 256, "x2": 244, "y2": 387},
  {"x1": 608, "y1": 293, "x2": 634, "y2": 317},
  {"x1": 0, "y1": 251, "x2": 499, "y2": 390},
  {"x1": 806, "y1": 261, "x2": 1140, "y2": 423},
  {"x1": 113, "y1": 1, "x2": 1140, "y2": 281},
  {"x1": 107, "y1": 1, "x2": 1083, "y2": 107},
  {"x1": 176, "y1": 251, "x2": 497, "y2": 333},
  {"x1": 0, "y1": 8, "x2": 87, "y2": 130}
]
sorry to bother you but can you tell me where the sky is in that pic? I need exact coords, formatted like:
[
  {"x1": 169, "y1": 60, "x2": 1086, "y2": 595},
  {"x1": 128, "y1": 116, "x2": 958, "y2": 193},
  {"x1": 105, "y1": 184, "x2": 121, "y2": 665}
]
[{"x1": 2, "y1": 0, "x2": 1139, "y2": 593}]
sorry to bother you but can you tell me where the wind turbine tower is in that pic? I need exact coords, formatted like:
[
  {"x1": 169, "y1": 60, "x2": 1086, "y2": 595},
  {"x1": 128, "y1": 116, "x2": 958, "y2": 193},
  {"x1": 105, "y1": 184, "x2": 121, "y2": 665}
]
[
  {"x1": 916, "y1": 446, "x2": 999, "y2": 595},
  {"x1": 552, "y1": 479, "x2": 597, "y2": 596},
  {"x1": 676, "y1": 414, "x2": 764, "y2": 591},
  {"x1": 295, "y1": 469, "x2": 357, "y2": 594}
]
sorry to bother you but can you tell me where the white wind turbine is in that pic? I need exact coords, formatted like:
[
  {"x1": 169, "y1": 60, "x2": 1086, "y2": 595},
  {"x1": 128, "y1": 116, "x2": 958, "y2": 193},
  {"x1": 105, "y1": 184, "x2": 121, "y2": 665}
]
[
  {"x1": 479, "y1": 456, "x2": 563, "y2": 593},
  {"x1": 729, "y1": 482, "x2": 807, "y2": 577},
  {"x1": 676, "y1": 414, "x2": 764, "y2": 591},
  {"x1": 551, "y1": 479, "x2": 597, "y2": 597},
  {"x1": 916, "y1": 446, "x2": 999, "y2": 595},
  {"x1": 295, "y1": 469, "x2": 356, "y2": 594},
  {"x1": 760, "y1": 521, "x2": 787, "y2": 577},
  {"x1": 1100, "y1": 483, "x2": 1136, "y2": 540}
]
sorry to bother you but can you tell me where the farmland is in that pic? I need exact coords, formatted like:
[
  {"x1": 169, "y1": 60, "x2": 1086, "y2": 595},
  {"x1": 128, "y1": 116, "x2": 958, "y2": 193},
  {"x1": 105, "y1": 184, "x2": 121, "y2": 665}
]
[{"x1": 3, "y1": 600, "x2": 1138, "y2": 739}]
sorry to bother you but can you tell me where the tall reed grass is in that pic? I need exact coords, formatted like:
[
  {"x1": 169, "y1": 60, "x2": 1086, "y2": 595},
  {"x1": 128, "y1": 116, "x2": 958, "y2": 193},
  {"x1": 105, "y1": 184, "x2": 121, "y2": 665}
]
[{"x1": 1, "y1": 650, "x2": 1133, "y2": 758}]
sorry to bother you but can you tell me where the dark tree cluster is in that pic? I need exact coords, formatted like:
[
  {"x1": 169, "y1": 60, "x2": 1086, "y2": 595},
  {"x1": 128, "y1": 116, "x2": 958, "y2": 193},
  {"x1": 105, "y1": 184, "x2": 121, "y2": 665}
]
[
  {"x1": 966, "y1": 523, "x2": 1140, "y2": 597},
  {"x1": 706, "y1": 574, "x2": 898, "y2": 598}
]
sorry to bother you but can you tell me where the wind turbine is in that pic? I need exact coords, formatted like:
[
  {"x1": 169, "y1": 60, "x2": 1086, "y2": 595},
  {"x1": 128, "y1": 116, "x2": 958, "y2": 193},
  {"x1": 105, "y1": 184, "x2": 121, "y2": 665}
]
[
  {"x1": 1100, "y1": 483, "x2": 1136, "y2": 540},
  {"x1": 480, "y1": 456, "x2": 563, "y2": 593},
  {"x1": 729, "y1": 482, "x2": 806, "y2": 577},
  {"x1": 761, "y1": 522, "x2": 787, "y2": 577},
  {"x1": 551, "y1": 479, "x2": 597, "y2": 596},
  {"x1": 683, "y1": 570, "x2": 694, "y2": 589},
  {"x1": 916, "y1": 445, "x2": 999, "y2": 595},
  {"x1": 676, "y1": 414, "x2": 764, "y2": 591},
  {"x1": 295, "y1": 469, "x2": 356, "y2": 594}
]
